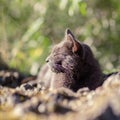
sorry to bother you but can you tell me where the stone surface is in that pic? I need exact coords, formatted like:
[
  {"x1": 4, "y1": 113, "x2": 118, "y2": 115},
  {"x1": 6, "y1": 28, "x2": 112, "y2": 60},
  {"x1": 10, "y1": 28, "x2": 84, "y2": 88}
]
[{"x1": 0, "y1": 70, "x2": 120, "y2": 120}]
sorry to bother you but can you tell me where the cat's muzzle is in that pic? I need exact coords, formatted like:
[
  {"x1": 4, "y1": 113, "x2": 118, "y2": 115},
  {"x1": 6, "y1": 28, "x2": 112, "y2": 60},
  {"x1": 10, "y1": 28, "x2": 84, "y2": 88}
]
[{"x1": 48, "y1": 61, "x2": 65, "y2": 73}]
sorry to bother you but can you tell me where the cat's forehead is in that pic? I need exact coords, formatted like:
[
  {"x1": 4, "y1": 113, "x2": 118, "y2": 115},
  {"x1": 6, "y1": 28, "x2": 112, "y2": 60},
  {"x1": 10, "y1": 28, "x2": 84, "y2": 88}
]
[{"x1": 52, "y1": 41, "x2": 69, "y2": 53}]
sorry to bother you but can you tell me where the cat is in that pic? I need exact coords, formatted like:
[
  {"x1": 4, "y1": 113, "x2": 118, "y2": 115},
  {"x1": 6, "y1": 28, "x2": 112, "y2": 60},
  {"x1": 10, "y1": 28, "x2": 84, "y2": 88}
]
[{"x1": 38, "y1": 29, "x2": 103, "y2": 91}]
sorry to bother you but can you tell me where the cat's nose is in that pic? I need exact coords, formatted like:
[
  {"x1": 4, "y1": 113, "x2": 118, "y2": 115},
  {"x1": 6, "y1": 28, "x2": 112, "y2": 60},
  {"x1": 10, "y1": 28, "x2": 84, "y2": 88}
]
[{"x1": 45, "y1": 57, "x2": 49, "y2": 63}]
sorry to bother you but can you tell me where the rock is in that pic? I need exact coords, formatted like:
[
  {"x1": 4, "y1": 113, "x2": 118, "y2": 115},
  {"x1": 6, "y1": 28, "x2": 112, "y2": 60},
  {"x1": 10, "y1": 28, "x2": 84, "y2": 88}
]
[
  {"x1": 0, "y1": 71, "x2": 120, "y2": 120},
  {"x1": 94, "y1": 106, "x2": 120, "y2": 120}
]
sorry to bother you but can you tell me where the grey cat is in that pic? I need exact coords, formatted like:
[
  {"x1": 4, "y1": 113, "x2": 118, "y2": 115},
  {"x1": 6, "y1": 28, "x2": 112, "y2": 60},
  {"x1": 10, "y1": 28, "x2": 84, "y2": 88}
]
[{"x1": 38, "y1": 29, "x2": 103, "y2": 91}]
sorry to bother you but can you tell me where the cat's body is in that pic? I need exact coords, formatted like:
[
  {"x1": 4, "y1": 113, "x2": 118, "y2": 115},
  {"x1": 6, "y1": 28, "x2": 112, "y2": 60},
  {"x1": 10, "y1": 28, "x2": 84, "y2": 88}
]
[{"x1": 38, "y1": 29, "x2": 103, "y2": 91}]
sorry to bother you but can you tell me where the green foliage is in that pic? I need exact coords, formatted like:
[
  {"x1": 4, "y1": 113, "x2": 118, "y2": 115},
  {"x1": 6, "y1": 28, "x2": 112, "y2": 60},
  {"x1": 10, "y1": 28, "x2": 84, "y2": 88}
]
[{"x1": 0, "y1": 0, "x2": 120, "y2": 74}]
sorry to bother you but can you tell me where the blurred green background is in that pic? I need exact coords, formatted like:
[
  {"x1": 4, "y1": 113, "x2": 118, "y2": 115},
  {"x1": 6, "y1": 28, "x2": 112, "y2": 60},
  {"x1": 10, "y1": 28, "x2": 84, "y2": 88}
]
[{"x1": 0, "y1": 0, "x2": 120, "y2": 75}]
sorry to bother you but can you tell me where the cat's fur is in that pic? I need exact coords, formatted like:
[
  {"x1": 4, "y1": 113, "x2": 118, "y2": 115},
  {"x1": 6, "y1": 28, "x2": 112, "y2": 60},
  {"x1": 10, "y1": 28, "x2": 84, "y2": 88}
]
[{"x1": 38, "y1": 29, "x2": 103, "y2": 91}]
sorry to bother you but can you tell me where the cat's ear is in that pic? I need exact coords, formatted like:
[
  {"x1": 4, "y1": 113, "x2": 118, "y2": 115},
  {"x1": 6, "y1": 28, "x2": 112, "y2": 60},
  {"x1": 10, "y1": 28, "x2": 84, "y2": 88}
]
[{"x1": 65, "y1": 29, "x2": 85, "y2": 58}]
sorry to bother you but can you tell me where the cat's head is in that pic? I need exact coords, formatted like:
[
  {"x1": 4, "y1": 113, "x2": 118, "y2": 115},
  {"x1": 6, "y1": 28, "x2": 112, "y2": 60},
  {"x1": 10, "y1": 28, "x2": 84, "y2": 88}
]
[{"x1": 46, "y1": 29, "x2": 86, "y2": 73}]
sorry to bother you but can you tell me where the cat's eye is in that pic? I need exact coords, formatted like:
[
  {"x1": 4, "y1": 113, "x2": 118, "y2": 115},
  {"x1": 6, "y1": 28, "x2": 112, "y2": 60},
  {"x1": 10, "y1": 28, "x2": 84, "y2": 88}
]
[
  {"x1": 55, "y1": 53, "x2": 67, "y2": 56},
  {"x1": 56, "y1": 61, "x2": 62, "y2": 65}
]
